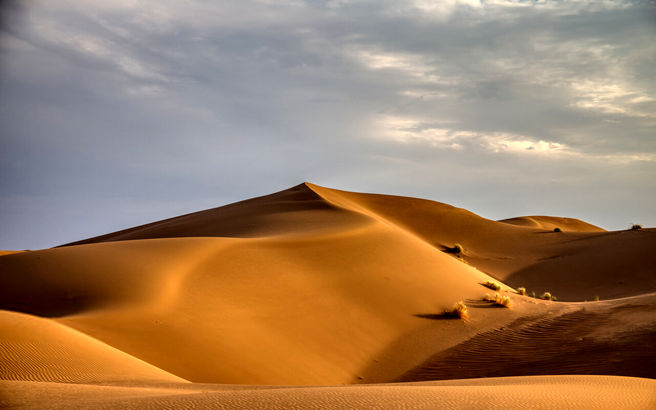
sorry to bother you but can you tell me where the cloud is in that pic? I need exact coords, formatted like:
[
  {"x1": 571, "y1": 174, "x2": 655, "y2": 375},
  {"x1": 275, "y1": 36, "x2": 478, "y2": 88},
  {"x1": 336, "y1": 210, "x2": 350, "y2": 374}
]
[{"x1": 0, "y1": 0, "x2": 655, "y2": 248}]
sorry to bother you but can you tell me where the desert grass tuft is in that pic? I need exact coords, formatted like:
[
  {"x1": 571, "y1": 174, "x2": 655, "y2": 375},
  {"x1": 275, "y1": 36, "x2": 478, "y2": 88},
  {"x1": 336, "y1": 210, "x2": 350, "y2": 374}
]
[
  {"x1": 444, "y1": 243, "x2": 464, "y2": 255},
  {"x1": 541, "y1": 292, "x2": 553, "y2": 301},
  {"x1": 594, "y1": 295, "x2": 600, "y2": 301},
  {"x1": 516, "y1": 287, "x2": 527, "y2": 296},
  {"x1": 483, "y1": 280, "x2": 502, "y2": 291},
  {"x1": 484, "y1": 293, "x2": 512, "y2": 308},
  {"x1": 445, "y1": 301, "x2": 469, "y2": 320}
]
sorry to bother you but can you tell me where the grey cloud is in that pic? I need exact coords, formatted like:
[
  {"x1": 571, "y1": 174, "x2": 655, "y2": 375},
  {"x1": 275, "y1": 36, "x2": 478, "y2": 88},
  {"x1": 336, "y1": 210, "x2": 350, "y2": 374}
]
[{"x1": 1, "y1": 0, "x2": 655, "y2": 249}]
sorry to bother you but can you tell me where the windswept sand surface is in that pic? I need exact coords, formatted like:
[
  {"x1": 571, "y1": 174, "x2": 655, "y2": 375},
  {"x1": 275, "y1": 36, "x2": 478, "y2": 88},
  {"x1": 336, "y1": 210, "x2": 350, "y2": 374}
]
[
  {"x1": 2, "y1": 376, "x2": 654, "y2": 409},
  {"x1": 1, "y1": 183, "x2": 655, "y2": 408}
]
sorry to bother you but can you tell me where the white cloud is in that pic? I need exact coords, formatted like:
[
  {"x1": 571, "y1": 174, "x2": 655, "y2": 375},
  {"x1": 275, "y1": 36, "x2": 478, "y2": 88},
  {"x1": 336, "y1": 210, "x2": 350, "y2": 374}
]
[
  {"x1": 375, "y1": 115, "x2": 655, "y2": 163},
  {"x1": 376, "y1": 115, "x2": 572, "y2": 155},
  {"x1": 570, "y1": 80, "x2": 655, "y2": 118},
  {"x1": 347, "y1": 47, "x2": 449, "y2": 85}
]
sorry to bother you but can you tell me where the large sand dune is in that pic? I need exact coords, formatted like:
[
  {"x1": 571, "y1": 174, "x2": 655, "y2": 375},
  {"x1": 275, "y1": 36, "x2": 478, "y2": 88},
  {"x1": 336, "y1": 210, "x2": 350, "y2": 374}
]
[{"x1": 1, "y1": 183, "x2": 654, "y2": 408}]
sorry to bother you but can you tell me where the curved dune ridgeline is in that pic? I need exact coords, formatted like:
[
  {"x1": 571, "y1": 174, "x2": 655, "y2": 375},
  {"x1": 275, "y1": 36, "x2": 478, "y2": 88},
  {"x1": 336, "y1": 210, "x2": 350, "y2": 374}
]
[{"x1": 1, "y1": 183, "x2": 655, "y2": 408}]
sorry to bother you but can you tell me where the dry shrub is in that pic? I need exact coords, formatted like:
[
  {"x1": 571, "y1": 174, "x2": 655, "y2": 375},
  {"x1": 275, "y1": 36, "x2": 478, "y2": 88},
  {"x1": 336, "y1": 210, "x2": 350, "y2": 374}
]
[
  {"x1": 483, "y1": 280, "x2": 502, "y2": 291},
  {"x1": 484, "y1": 293, "x2": 512, "y2": 308},
  {"x1": 446, "y1": 301, "x2": 469, "y2": 320},
  {"x1": 541, "y1": 292, "x2": 553, "y2": 301},
  {"x1": 517, "y1": 287, "x2": 527, "y2": 296},
  {"x1": 444, "y1": 243, "x2": 464, "y2": 254}
]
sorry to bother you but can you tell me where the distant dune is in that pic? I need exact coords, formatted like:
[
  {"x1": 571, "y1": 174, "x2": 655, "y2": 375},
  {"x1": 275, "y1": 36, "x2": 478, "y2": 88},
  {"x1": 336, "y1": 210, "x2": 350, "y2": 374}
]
[
  {"x1": 498, "y1": 215, "x2": 606, "y2": 232},
  {"x1": 1, "y1": 183, "x2": 655, "y2": 408}
]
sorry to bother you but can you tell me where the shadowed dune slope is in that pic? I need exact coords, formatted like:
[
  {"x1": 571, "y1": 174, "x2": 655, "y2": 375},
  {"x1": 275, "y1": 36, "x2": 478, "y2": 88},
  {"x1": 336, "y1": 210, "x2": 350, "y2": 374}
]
[
  {"x1": 503, "y1": 228, "x2": 656, "y2": 300},
  {"x1": 398, "y1": 293, "x2": 656, "y2": 382},
  {"x1": 2, "y1": 376, "x2": 655, "y2": 410},
  {"x1": 0, "y1": 310, "x2": 187, "y2": 384}
]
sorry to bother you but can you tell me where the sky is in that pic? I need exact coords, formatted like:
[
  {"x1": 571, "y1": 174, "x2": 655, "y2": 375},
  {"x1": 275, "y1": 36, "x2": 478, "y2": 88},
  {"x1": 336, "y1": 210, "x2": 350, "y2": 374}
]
[{"x1": 1, "y1": 0, "x2": 655, "y2": 250}]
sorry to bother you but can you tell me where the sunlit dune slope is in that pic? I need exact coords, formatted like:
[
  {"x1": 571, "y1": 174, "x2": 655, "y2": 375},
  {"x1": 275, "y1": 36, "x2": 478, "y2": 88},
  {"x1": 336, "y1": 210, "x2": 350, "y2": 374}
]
[
  {"x1": 0, "y1": 228, "x2": 516, "y2": 385},
  {"x1": 0, "y1": 250, "x2": 23, "y2": 256},
  {"x1": 59, "y1": 182, "x2": 656, "y2": 299},
  {"x1": 0, "y1": 310, "x2": 187, "y2": 384},
  {"x1": 2, "y1": 376, "x2": 655, "y2": 410}
]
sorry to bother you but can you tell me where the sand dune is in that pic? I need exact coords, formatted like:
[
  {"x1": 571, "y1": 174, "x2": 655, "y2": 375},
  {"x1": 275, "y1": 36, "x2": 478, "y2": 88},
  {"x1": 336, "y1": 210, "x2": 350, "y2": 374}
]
[
  {"x1": 499, "y1": 215, "x2": 606, "y2": 232},
  {"x1": 1, "y1": 183, "x2": 654, "y2": 408},
  {"x1": 0, "y1": 310, "x2": 187, "y2": 384},
  {"x1": 2, "y1": 228, "x2": 522, "y2": 384},
  {"x1": 58, "y1": 183, "x2": 656, "y2": 300},
  {"x1": 63, "y1": 183, "x2": 371, "y2": 245}
]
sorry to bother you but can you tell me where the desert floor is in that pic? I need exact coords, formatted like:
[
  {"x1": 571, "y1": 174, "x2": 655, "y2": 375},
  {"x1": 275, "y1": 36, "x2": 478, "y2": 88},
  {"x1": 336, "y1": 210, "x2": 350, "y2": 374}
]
[{"x1": 1, "y1": 183, "x2": 655, "y2": 408}]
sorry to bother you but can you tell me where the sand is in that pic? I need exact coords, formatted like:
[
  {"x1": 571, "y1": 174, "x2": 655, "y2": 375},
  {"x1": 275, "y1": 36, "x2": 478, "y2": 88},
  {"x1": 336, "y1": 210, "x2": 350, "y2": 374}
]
[
  {"x1": 2, "y1": 376, "x2": 655, "y2": 409},
  {"x1": 1, "y1": 183, "x2": 654, "y2": 408}
]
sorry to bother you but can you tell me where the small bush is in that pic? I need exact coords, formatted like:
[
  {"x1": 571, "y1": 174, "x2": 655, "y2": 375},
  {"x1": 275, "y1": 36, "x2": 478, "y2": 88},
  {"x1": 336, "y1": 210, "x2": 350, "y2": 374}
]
[
  {"x1": 517, "y1": 287, "x2": 527, "y2": 296},
  {"x1": 444, "y1": 243, "x2": 464, "y2": 254},
  {"x1": 552, "y1": 296, "x2": 558, "y2": 301},
  {"x1": 594, "y1": 295, "x2": 600, "y2": 301},
  {"x1": 531, "y1": 291, "x2": 536, "y2": 298},
  {"x1": 483, "y1": 280, "x2": 502, "y2": 291},
  {"x1": 541, "y1": 292, "x2": 553, "y2": 301},
  {"x1": 445, "y1": 301, "x2": 469, "y2": 320},
  {"x1": 553, "y1": 227, "x2": 562, "y2": 232},
  {"x1": 631, "y1": 224, "x2": 642, "y2": 230},
  {"x1": 484, "y1": 293, "x2": 512, "y2": 308}
]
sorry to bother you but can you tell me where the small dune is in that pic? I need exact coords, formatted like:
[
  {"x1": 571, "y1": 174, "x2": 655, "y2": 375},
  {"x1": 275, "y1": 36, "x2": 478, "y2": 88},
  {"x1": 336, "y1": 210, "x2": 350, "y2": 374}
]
[{"x1": 0, "y1": 310, "x2": 187, "y2": 384}]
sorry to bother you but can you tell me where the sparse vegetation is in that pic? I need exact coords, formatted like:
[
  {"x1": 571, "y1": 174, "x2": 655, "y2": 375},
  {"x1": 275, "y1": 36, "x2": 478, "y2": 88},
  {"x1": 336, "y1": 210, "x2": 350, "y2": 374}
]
[
  {"x1": 531, "y1": 291, "x2": 536, "y2": 298},
  {"x1": 541, "y1": 292, "x2": 553, "y2": 301},
  {"x1": 516, "y1": 287, "x2": 527, "y2": 296},
  {"x1": 483, "y1": 280, "x2": 502, "y2": 291},
  {"x1": 594, "y1": 295, "x2": 600, "y2": 301},
  {"x1": 631, "y1": 224, "x2": 643, "y2": 230},
  {"x1": 445, "y1": 243, "x2": 464, "y2": 254},
  {"x1": 445, "y1": 301, "x2": 469, "y2": 320},
  {"x1": 553, "y1": 227, "x2": 562, "y2": 232},
  {"x1": 484, "y1": 293, "x2": 512, "y2": 308}
]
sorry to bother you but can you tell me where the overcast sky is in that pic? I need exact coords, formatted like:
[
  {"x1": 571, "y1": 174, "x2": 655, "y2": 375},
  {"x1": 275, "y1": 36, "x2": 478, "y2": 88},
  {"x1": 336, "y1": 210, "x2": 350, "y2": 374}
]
[{"x1": 1, "y1": 0, "x2": 655, "y2": 249}]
